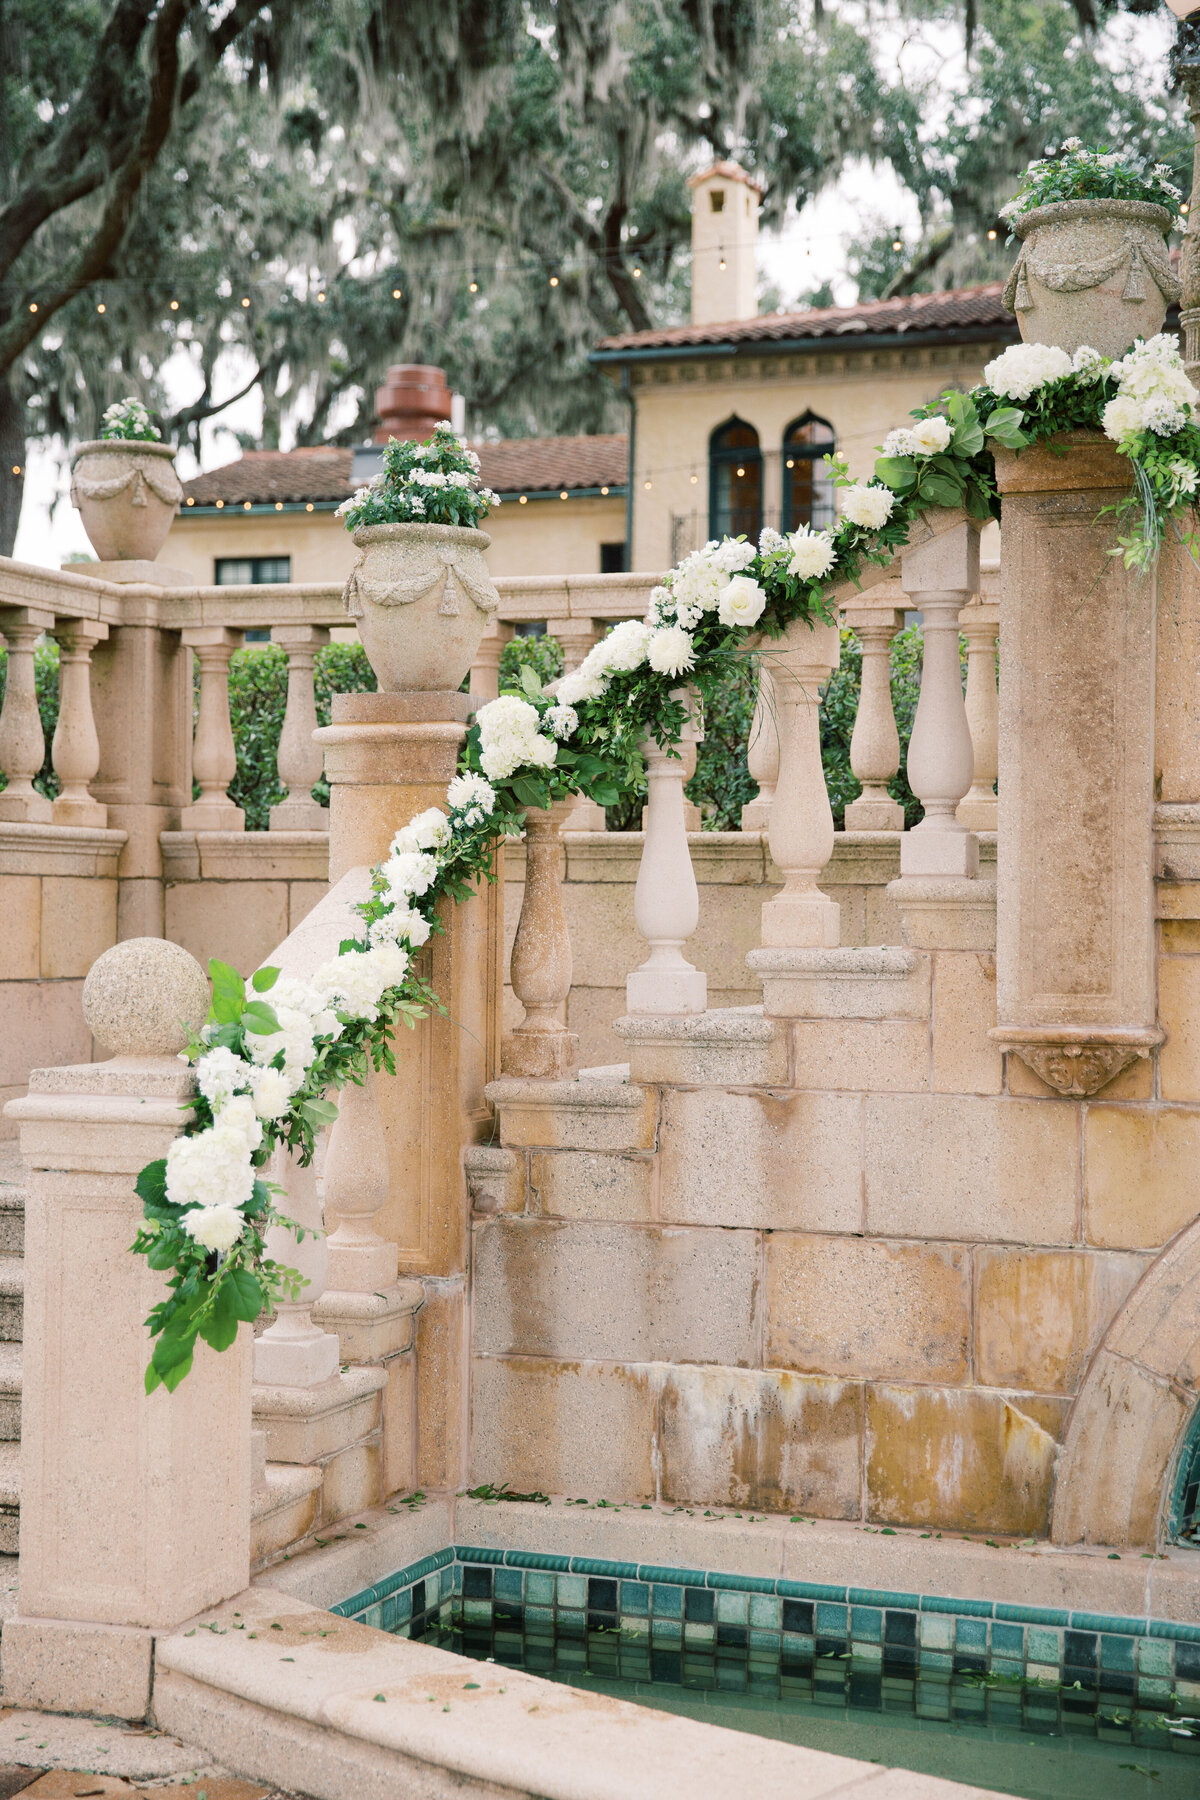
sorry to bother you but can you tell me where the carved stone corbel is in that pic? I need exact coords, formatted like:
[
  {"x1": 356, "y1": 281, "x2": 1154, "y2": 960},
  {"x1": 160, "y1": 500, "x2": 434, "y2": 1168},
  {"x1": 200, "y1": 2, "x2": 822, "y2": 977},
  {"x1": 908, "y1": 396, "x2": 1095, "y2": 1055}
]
[{"x1": 988, "y1": 1026, "x2": 1163, "y2": 1097}]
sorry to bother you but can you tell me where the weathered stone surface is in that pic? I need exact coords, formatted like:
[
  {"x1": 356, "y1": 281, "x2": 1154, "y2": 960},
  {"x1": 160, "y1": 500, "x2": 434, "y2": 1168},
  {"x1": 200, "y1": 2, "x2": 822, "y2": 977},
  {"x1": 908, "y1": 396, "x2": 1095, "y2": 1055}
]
[
  {"x1": 0, "y1": 874, "x2": 39, "y2": 979},
  {"x1": 39, "y1": 875, "x2": 118, "y2": 980},
  {"x1": 1051, "y1": 1351, "x2": 1188, "y2": 1548},
  {"x1": 488, "y1": 1076, "x2": 658, "y2": 1152},
  {"x1": 659, "y1": 1366, "x2": 862, "y2": 1518},
  {"x1": 473, "y1": 1219, "x2": 760, "y2": 1366},
  {"x1": 866, "y1": 1384, "x2": 1059, "y2": 1535},
  {"x1": 530, "y1": 1149, "x2": 654, "y2": 1222},
  {"x1": 864, "y1": 1095, "x2": 1078, "y2": 1243},
  {"x1": 0, "y1": 980, "x2": 90, "y2": 1085},
  {"x1": 81, "y1": 935, "x2": 209, "y2": 1056},
  {"x1": 790, "y1": 1018, "x2": 930, "y2": 1092},
  {"x1": 747, "y1": 945, "x2": 930, "y2": 1020},
  {"x1": 471, "y1": 1354, "x2": 657, "y2": 1498},
  {"x1": 767, "y1": 1235, "x2": 969, "y2": 1382},
  {"x1": 1083, "y1": 1105, "x2": 1200, "y2": 1249},
  {"x1": 414, "y1": 1279, "x2": 466, "y2": 1494},
  {"x1": 659, "y1": 1086, "x2": 862, "y2": 1231},
  {"x1": 974, "y1": 1247, "x2": 1147, "y2": 1393},
  {"x1": 165, "y1": 876, "x2": 291, "y2": 979},
  {"x1": 614, "y1": 1008, "x2": 787, "y2": 1087},
  {"x1": 931, "y1": 951, "x2": 1002, "y2": 1095},
  {"x1": 1159, "y1": 956, "x2": 1200, "y2": 1102}
]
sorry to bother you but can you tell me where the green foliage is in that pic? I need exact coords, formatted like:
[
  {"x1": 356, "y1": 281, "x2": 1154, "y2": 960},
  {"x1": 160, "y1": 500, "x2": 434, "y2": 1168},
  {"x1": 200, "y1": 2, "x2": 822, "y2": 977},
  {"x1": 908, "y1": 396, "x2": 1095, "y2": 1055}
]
[
  {"x1": 99, "y1": 397, "x2": 161, "y2": 442},
  {"x1": 223, "y1": 642, "x2": 377, "y2": 829},
  {"x1": 498, "y1": 633, "x2": 564, "y2": 691},
  {"x1": 1000, "y1": 141, "x2": 1183, "y2": 223},
  {"x1": 687, "y1": 653, "x2": 758, "y2": 832},
  {"x1": 0, "y1": 641, "x2": 60, "y2": 799},
  {"x1": 340, "y1": 425, "x2": 496, "y2": 531},
  {"x1": 820, "y1": 627, "x2": 927, "y2": 831}
]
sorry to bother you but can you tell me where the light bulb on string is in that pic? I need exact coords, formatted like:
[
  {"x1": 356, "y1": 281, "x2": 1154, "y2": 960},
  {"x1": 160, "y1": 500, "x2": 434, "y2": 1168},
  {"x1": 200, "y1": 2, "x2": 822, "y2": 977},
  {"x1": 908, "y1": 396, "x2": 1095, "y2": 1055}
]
[
  {"x1": 987, "y1": 229, "x2": 997, "y2": 241},
  {"x1": 469, "y1": 280, "x2": 478, "y2": 293},
  {"x1": 392, "y1": 288, "x2": 402, "y2": 299},
  {"x1": 241, "y1": 297, "x2": 250, "y2": 308},
  {"x1": 96, "y1": 302, "x2": 106, "y2": 314},
  {"x1": 633, "y1": 267, "x2": 642, "y2": 279},
  {"x1": 891, "y1": 239, "x2": 903, "y2": 252},
  {"x1": 549, "y1": 275, "x2": 559, "y2": 287},
  {"x1": 27, "y1": 303, "x2": 36, "y2": 313},
  {"x1": 170, "y1": 300, "x2": 179, "y2": 311},
  {"x1": 316, "y1": 291, "x2": 326, "y2": 303},
  {"x1": 718, "y1": 253, "x2": 727, "y2": 270}
]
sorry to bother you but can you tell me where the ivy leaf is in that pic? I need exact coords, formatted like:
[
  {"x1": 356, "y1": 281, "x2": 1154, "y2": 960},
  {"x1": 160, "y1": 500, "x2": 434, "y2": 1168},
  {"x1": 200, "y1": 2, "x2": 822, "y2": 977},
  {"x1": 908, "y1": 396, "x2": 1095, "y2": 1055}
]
[
  {"x1": 199, "y1": 1284, "x2": 240, "y2": 1352},
  {"x1": 209, "y1": 960, "x2": 246, "y2": 1026},
  {"x1": 240, "y1": 1001, "x2": 281, "y2": 1035},
  {"x1": 252, "y1": 967, "x2": 280, "y2": 993},
  {"x1": 147, "y1": 1236, "x2": 179, "y2": 1271},
  {"x1": 874, "y1": 455, "x2": 917, "y2": 492},
  {"x1": 135, "y1": 1159, "x2": 168, "y2": 1208}
]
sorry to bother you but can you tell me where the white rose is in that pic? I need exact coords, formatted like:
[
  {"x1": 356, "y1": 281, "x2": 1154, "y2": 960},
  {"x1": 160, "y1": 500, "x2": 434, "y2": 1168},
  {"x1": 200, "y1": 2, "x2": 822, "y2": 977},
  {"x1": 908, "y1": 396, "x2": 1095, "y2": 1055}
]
[
  {"x1": 717, "y1": 574, "x2": 766, "y2": 629},
  {"x1": 840, "y1": 484, "x2": 895, "y2": 531},
  {"x1": 785, "y1": 525, "x2": 837, "y2": 582},
  {"x1": 251, "y1": 1065, "x2": 294, "y2": 1120},
  {"x1": 181, "y1": 1204, "x2": 247, "y2": 1253},
  {"x1": 909, "y1": 415, "x2": 953, "y2": 455},
  {"x1": 647, "y1": 625, "x2": 696, "y2": 677}
]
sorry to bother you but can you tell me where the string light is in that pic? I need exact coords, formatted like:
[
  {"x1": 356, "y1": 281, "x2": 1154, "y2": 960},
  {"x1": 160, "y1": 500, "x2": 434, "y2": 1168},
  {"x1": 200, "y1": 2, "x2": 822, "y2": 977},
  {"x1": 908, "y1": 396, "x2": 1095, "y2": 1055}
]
[
  {"x1": 11, "y1": 465, "x2": 20, "y2": 475},
  {"x1": 690, "y1": 473, "x2": 698, "y2": 484},
  {"x1": 643, "y1": 479, "x2": 651, "y2": 489},
  {"x1": 27, "y1": 303, "x2": 36, "y2": 313},
  {"x1": 316, "y1": 291, "x2": 326, "y2": 303},
  {"x1": 891, "y1": 239, "x2": 902, "y2": 252},
  {"x1": 987, "y1": 229, "x2": 997, "y2": 241},
  {"x1": 96, "y1": 302, "x2": 106, "y2": 313},
  {"x1": 633, "y1": 267, "x2": 642, "y2": 279},
  {"x1": 549, "y1": 275, "x2": 559, "y2": 287},
  {"x1": 468, "y1": 280, "x2": 478, "y2": 293},
  {"x1": 215, "y1": 499, "x2": 224, "y2": 508},
  {"x1": 241, "y1": 297, "x2": 250, "y2": 308},
  {"x1": 786, "y1": 458, "x2": 795, "y2": 469},
  {"x1": 718, "y1": 255, "x2": 726, "y2": 270},
  {"x1": 600, "y1": 486, "x2": 609, "y2": 495},
  {"x1": 392, "y1": 288, "x2": 402, "y2": 298},
  {"x1": 736, "y1": 465, "x2": 745, "y2": 477},
  {"x1": 186, "y1": 497, "x2": 195, "y2": 506},
  {"x1": 518, "y1": 494, "x2": 528, "y2": 503},
  {"x1": 305, "y1": 502, "x2": 314, "y2": 512},
  {"x1": 1183, "y1": 203, "x2": 1191, "y2": 216},
  {"x1": 275, "y1": 501, "x2": 283, "y2": 510},
  {"x1": 243, "y1": 500, "x2": 252, "y2": 510},
  {"x1": 559, "y1": 489, "x2": 568, "y2": 499},
  {"x1": 170, "y1": 299, "x2": 179, "y2": 310}
]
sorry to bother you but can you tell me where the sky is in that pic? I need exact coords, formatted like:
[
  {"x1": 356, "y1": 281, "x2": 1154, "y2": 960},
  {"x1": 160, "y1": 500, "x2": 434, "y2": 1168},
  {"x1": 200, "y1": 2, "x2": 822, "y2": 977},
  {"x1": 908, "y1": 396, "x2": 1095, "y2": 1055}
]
[{"x1": 11, "y1": 5, "x2": 1177, "y2": 571}]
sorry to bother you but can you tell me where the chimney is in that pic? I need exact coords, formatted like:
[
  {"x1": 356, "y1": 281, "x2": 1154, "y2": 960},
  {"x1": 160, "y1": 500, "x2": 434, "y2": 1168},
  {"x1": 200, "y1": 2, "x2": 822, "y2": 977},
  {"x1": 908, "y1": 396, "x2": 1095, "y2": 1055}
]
[
  {"x1": 374, "y1": 364, "x2": 453, "y2": 443},
  {"x1": 687, "y1": 162, "x2": 762, "y2": 327}
]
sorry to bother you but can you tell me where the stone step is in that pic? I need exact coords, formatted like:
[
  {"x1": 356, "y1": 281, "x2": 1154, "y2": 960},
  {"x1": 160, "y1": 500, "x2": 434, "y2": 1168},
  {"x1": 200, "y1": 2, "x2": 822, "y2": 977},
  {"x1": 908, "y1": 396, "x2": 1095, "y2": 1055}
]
[
  {"x1": 0, "y1": 1342, "x2": 22, "y2": 1440},
  {"x1": 0, "y1": 1142, "x2": 27, "y2": 1259},
  {"x1": 0, "y1": 1440, "x2": 18, "y2": 1553},
  {"x1": 0, "y1": 1259, "x2": 24, "y2": 1344}
]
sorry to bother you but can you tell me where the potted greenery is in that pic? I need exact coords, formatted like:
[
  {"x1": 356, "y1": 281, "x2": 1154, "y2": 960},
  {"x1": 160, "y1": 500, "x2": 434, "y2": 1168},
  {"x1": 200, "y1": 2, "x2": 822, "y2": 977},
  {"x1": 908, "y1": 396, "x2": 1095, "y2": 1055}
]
[
  {"x1": 338, "y1": 423, "x2": 501, "y2": 691},
  {"x1": 70, "y1": 397, "x2": 182, "y2": 562},
  {"x1": 1001, "y1": 142, "x2": 1183, "y2": 358}
]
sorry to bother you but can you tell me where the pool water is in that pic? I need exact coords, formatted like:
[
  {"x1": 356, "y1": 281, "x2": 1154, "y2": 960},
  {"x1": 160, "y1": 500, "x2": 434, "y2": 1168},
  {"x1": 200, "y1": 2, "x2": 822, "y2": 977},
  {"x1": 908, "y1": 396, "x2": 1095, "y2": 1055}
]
[{"x1": 413, "y1": 1611, "x2": 1200, "y2": 1800}]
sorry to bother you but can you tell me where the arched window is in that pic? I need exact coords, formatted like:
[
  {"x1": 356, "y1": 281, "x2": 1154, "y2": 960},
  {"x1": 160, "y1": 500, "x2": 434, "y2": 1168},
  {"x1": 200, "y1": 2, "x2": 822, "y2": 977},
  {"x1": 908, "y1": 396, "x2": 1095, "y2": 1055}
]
[
  {"x1": 709, "y1": 417, "x2": 762, "y2": 542},
  {"x1": 782, "y1": 413, "x2": 836, "y2": 533}
]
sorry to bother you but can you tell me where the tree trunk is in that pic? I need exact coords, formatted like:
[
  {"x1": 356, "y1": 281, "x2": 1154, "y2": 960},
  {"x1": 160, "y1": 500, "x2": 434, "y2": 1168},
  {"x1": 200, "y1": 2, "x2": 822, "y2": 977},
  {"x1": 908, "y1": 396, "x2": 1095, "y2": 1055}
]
[{"x1": 0, "y1": 375, "x2": 25, "y2": 557}]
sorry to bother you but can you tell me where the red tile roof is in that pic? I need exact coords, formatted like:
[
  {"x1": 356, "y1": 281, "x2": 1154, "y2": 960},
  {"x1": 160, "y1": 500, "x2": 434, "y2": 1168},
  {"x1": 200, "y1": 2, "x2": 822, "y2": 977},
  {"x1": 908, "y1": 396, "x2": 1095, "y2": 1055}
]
[
  {"x1": 593, "y1": 281, "x2": 1012, "y2": 354},
  {"x1": 182, "y1": 435, "x2": 629, "y2": 506}
]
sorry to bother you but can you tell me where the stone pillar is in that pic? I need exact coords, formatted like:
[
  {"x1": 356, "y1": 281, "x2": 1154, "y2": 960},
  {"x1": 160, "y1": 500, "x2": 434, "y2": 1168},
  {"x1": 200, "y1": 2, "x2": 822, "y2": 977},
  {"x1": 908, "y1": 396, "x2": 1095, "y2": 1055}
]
[
  {"x1": 626, "y1": 699, "x2": 707, "y2": 1014},
  {"x1": 989, "y1": 436, "x2": 1160, "y2": 1094},
  {"x1": 740, "y1": 662, "x2": 778, "y2": 832},
  {"x1": 253, "y1": 1143, "x2": 339, "y2": 1387},
  {"x1": 3, "y1": 938, "x2": 250, "y2": 1719},
  {"x1": 502, "y1": 800, "x2": 578, "y2": 1076},
  {"x1": 757, "y1": 619, "x2": 842, "y2": 949},
  {"x1": 469, "y1": 618, "x2": 514, "y2": 703},
  {"x1": 898, "y1": 520, "x2": 981, "y2": 878},
  {"x1": 269, "y1": 624, "x2": 329, "y2": 831},
  {"x1": 842, "y1": 606, "x2": 905, "y2": 833},
  {"x1": 180, "y1": 627, "x2": 245, "y2": 832},
  {"x1": 956, "y1": 597, "x2": 1000, "y2": 834},
  {"x1": 0, "y1": 610, "x2": 54, "y2": 824},
  {"x1": 51, "y1": 619, "x2": 109, "y2": 828},
  {"x1": 313, "y1": 692, "x2": 501, "y2": 1493}
]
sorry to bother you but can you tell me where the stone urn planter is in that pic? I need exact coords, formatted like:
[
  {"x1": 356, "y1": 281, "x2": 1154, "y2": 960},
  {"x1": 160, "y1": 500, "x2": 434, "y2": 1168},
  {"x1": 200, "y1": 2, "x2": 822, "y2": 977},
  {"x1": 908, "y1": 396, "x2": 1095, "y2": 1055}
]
[
  {"x1": 342, "y1": 521, "x2": 500, "y2": 691},
  {"x1": 1004, "y1": 198, "x2": 1180, "y2": 359},
  {"x1": 69, "y1": 439, "x2": 182, "y2": 562}
]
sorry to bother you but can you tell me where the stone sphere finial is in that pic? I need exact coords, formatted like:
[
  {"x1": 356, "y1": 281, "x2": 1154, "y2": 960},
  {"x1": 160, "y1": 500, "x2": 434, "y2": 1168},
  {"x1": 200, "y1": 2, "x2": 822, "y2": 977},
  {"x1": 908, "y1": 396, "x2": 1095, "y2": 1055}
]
[{"x1": 82, "y1": 938, "x2": 210, "y2": 1057}]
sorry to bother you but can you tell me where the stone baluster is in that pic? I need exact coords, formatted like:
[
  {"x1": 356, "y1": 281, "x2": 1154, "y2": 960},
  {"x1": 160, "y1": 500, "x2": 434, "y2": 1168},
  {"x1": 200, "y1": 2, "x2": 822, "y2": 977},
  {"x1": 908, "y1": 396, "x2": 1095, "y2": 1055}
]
[
  {"x1": 899, "y1": 520, "x2": 981, "y2": 879},
  {"x1": 180, "y1": 625, "x2": 245, "y2": 832},
  {"x1": 503, "y1": 799, "x2": 578, "y2": 1076},
  {"x1": 956, "y1": 598, "x2": 999, "y2": 833},
  {"x1": 558, "y1": 616, "x2": 608, "y2": 830},
  {"x1": 740, "y1": 661, "x2": 778, "y2": 831},
  {"x1": 842, "y1": 604, "x2": 906, "y2": 832},
  {"x1": 322, "y1": 1060, "x2": 398, "y2": 1292},
  {"x1": 469, "y1": 618, "x2": 515, "y2": 701},
  {"x1": 253, "y1": 1138, "x2": 340, "y2": 1386},
  {"x1": 627, "y1": 692, "x2": 707, "y2": 1013},
  {"x1": 759, "y1": 621, "x2": 843, "y2": 948},
  {"x1": 51, "y1": 619, "x2": 109, "y2": 828},
  {"x1": 0, "y1": 610, "x2": 54, "y2": 824},
  {"x1": 269, "y1": 624, "x2": 330, "y2": 830}
]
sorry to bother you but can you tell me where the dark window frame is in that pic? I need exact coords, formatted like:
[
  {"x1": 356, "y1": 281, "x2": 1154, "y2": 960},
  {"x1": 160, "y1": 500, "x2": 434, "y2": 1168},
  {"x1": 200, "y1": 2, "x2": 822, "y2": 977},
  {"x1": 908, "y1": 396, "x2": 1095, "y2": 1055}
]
[
  {"x1": 708, "y1": 416, "x2": 763, "y2": 543},
  {"x1": 214, "y1": 555, "x2": 293, "y2": 586},
  {"x1": 781, "y1": 412, "x2": 837, "y2": 533}
]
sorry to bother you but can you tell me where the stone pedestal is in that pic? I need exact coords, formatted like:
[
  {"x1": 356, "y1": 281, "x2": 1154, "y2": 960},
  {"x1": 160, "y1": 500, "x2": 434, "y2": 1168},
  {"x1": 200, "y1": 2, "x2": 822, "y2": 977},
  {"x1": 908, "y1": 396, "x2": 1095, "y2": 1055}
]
[
  {"x1": 2, "y1": 940, "x2": 250, "y2": 1719},
  {"x1": 989, "y1": 436, "x2": 1161, "y2": 1095}
]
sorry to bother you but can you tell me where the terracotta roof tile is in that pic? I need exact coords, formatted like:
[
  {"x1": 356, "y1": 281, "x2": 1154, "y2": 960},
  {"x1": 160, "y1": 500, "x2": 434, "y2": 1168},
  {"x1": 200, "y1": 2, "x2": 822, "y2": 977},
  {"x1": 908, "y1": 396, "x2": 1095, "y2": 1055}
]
[
  {"x1": 593, "y1": 281, "x2": 1012, "y2": 354},
  {"x1": 182, "y1": 434, "x2": 629, "y2": 506}
]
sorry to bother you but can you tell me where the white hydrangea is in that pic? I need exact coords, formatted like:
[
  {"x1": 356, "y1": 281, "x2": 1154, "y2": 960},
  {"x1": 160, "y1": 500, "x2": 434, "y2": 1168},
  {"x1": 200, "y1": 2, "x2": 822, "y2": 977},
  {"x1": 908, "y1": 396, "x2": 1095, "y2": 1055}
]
[
  {"x1": 556, "y1": 667, "x2": 606, "y2": 706},
  {"x1": 196, "y1": 1046, "x2": 253, "y2": 1111},
  {"x1": 181, "y1": 1203, "x2": 247, "y2": 1253},
  {"x1": 587, "y1": 619, "x2": 651, "y2": 674},
  {"x1": 786, "y1": 525, "x2": 837, "y2": 582},
  {"x1": 881, "y1": 427, "x2": 917, "y2": 457},
  {"x1": 647, "y1": 625, "x2": 696, "y2": 676},
  {"x1": 210, "y1": 1094, "x2": 265, "y2": 1156},
  {"x1": 385, "y1": 850, "x2": 439, "y2": 899},
  {"x1": 840, "y1": 484, "x2": 895, "y2": 531},
  {"x1": 250, "y1": 1065, "x2": 295, "y2": 1120},
  {"x1": 1112, "y1": 336, "x2": 1197, "y2": 411},
  {"x1": 389, "y1": 904, "x2": 432, "y2": 947},
  {"x1": 391, "y1": 808, "x2": 450, "y2": 854},
  {"x1": 982, "y1": 342, "x2": 1072, "y2": 402},
  {"x1": 166, "y1": 1127, "x2": 256, "y2": 1212},
  {"x1": 708, "y1": 538, "x2": 757, "y2": 575},
  {"x1": 1071, "y1": 345, "x2": 1106, "y2": 382},
  {"x1": 758, "y1": 526, "x2": 786, "y2": 553},
  {"x1": 447, "y1": 771, "x2": 496, "y2": 816},
  {"x1": 716, "y1": 574, "x2": 766, "y2": 628},
  {"x1": 310, "y1": 945, "x2": 400, "y2": 1022},
  {"x1": 546, "y1": 703, "x2": 578, "y2": 739},
  {"x1": 909, "y1": 415, "x2": 954, "y2": 455},
  {"x1": 672, "y1": 558, "x2": 724, "y2": 613},
  {"x1": 475, "y1": 694, "x2": 558, "y2": 781},
  {"x1": 1101, "y1": 394, "x2": 1148, "y2": 441}
]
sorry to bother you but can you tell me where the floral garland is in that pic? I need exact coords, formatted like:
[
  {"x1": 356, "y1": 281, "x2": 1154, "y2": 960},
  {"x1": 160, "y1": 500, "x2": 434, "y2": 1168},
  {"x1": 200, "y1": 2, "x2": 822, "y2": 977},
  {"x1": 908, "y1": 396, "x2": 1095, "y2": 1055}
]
[{"x1": 132, "y1": 323, "x2": 1200, "y2": 1390}]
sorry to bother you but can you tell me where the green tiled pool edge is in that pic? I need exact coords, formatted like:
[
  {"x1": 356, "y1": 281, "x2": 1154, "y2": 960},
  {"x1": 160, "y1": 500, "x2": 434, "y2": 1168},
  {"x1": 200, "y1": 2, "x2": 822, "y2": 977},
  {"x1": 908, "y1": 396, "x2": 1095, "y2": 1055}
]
[{"x1": 330, "y1": 1543, "x2": 1200, "y2": 1699}]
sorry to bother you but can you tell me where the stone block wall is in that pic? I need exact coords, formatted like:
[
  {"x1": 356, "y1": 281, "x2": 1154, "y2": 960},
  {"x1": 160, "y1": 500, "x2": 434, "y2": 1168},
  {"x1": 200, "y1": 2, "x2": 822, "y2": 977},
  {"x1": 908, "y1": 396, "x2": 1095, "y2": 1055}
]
[
  {"x1": 472, "y1": 902, "x2": 1200, "y2": 1539},
  {"x1": 160, "y1": 831, "x2": 330, "y2": 975}
]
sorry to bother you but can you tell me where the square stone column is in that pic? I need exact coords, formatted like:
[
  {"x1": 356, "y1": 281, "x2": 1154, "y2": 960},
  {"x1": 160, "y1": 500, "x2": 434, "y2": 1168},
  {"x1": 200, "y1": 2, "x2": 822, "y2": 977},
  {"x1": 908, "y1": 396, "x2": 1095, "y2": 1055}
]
[{"x1": 989, "y1": 435, "x2": 1161, "y2": 1096}]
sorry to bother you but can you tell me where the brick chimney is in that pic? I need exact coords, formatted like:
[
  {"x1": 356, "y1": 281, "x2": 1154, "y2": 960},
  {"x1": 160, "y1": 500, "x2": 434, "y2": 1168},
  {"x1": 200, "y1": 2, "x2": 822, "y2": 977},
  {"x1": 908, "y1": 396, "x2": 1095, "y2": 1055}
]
[
  {"x1": 687, "y1": 162, "x2": 762, "y2": 327},
  {"x1": 374, "y1": 364, "x2": 453, "y2": 443}
]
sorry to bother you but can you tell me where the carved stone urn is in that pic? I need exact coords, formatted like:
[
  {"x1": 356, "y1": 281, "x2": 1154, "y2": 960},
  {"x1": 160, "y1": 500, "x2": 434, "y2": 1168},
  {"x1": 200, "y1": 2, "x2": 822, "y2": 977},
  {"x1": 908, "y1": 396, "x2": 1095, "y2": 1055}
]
[
  {"x1": 69, "y1": 439, "x2": 182, "y2": 561},
  {"x1": 342, "y1": 521, "x2": 500, "y2": 691},
  {"x1": 1004, "y1": 198, "x2": 1180, "y2": 359}
]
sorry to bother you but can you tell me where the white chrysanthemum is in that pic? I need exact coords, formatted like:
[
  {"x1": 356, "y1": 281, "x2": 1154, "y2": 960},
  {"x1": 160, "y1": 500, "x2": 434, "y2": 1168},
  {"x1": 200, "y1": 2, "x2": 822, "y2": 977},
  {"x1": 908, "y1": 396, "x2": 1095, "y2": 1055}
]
[
  {"x1": 1101, "y1": 394, "x2": 1147, "y2": 442},
  {"x1": 881, "y1": 427, "x2": 917, "y2": 457},
  {"x1": 840, "y1": 484, "x2": 895, "y2": 530},
  {"x1": 647, "y1": 625, "x2": 696, "y2": 677},
  {"x1": 447, "y1": 771, "x2": 496, "y2": 815},
  {"x1": 385, "y1": 850, "x2": 439, "y2": 899},
  {"x1": 196, "y1": 1046, "x2": 253, "y2": 1111},
  {"x1": 786, "y1": 525, "x2": 837, "y2": 582},
  {"x1": 181, "y1": 1203, "x2": 247, "y2": 1253},
  {"x1": 1071, "y1": 345, "x2": 1106, "y2": 382},
  {"x1": 391, "y1": 808, "x2": 450, "y2": 855},
  {"x1": 251, "y1": 1065, "x2": 295, "y2": 1120},
  {"x1": 546, "y1": 703, "x2": 578, "y2": 739},
  {"x1": 909, "y1": 415, "x2": 954, "y2": 455},
  {"x1": 1170, "y1": 459, "x2": 1199, "y2": 496},
  {"x1": 717, "y1": 574, "x2": 766, "y2": 629},
  {"x1": 166, "y1": 1129, "x2": 256, "y2": 1212}
]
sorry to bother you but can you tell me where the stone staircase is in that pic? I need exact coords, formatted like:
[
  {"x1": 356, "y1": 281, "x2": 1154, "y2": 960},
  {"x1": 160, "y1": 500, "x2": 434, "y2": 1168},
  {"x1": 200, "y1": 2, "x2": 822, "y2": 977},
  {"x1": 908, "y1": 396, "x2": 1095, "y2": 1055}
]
[{"x1": 0, "y1": 1143, "x2": 24, "y2": 1555}]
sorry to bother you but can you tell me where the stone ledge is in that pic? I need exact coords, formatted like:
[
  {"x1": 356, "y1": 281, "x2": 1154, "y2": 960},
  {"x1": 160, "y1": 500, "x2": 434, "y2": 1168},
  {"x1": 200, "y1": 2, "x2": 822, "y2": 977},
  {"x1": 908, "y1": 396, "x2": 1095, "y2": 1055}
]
[
  {"x1": 612, "y1": 1007, "x2": 787, "y2": 1086},
  {"x1": 313, "y1": 1279, "x2": 424, "y2": 1363},
  {"x1": 252, "y1": 1366, "x2": 386, "y2": 1466},
  {"x1": 486, "y1": 1076, "x2": 658, "y2": 1151},
  {"x1": 0, "y1": 820, "x2": 126, "y2": 878},
  {"x1": 161, "y1": 829, "x2": 330, "y2": 883},
  {"x1": 887, "y1": 876, "x2": 997, "y2": 950},
  {"x1": 747, "y1": 946, "x2": 931, "y2": 1021}
]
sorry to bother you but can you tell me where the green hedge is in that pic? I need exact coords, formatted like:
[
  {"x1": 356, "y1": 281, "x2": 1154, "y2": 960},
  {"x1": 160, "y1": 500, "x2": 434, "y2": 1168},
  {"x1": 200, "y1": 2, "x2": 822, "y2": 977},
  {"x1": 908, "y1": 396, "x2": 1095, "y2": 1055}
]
[
  {"x1": 0, "y1": 642, "x2": 60, "y2": 798},
  {"x1": 225, "y1": 642, "x2": 377, "y2": 828}
]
